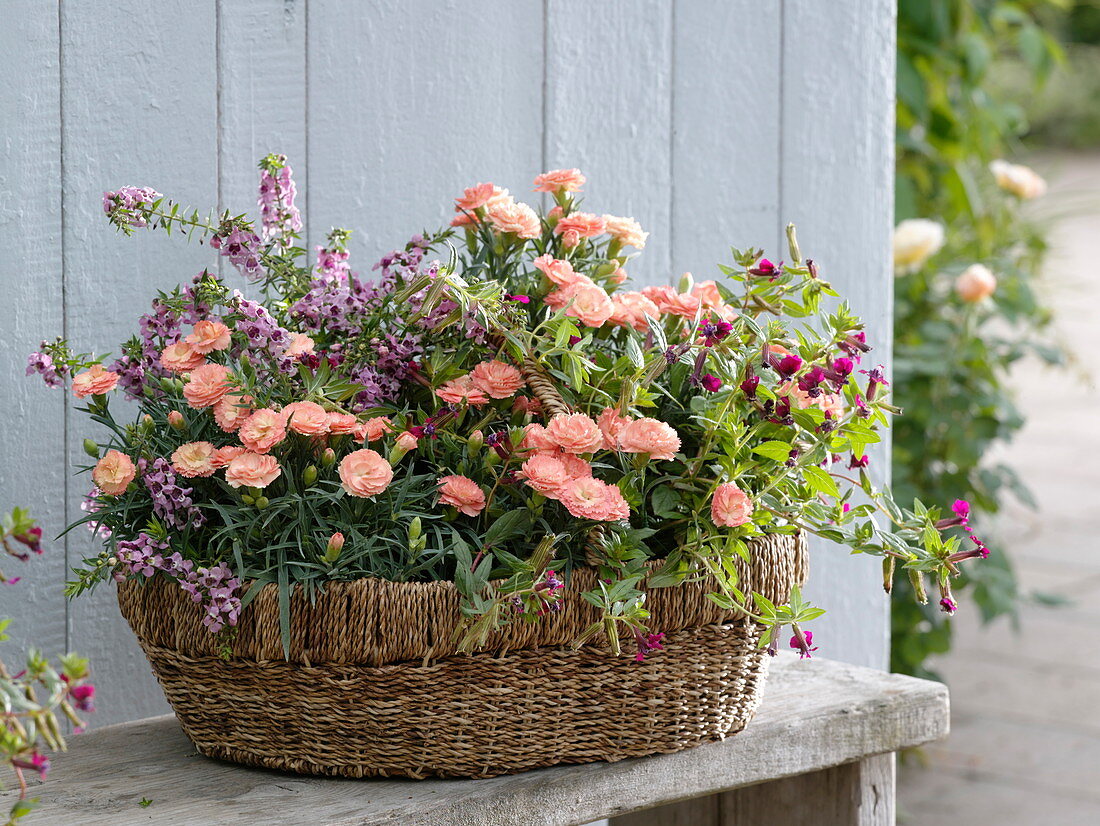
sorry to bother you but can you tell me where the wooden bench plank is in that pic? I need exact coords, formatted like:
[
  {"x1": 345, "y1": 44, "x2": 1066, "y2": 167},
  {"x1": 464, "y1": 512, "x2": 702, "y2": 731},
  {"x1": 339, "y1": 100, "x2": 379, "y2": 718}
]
[{"x1": 2, "y1": 655, "x2": 947, "y2": 826}]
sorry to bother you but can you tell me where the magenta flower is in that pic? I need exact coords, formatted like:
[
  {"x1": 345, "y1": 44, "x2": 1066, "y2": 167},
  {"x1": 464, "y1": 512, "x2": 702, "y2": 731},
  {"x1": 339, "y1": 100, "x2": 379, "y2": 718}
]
[
  {"x1": 701, "y1": 374, "x2": 722, "y2": 392},
  {"x1": 70, "y1": 683, "x2": 96, "y2": 713},
  {"x1": 506, "y1": 294, "x2": 531, "y2": 304},
  {"x1": 700, "y1": 317, "x2": 733, "y2": 347},
  {"x1": 634, "y1": 630, "x2": 665, "y2": 662},
  {"x1": 776, "y1": 354, "x2": 803, "y2": 378},
  {"x1": 740, "y1": 373, "x2": 760, "y2": 398},
  {"x1": 939, "y1": 597, "x2": 958, "y2": 614},
  {"x1": 748, "y1": 258, "x2": 781, "y2": 278},
  {"x1": 789, "y1": 627, "x2": 818, "y2": 659}
]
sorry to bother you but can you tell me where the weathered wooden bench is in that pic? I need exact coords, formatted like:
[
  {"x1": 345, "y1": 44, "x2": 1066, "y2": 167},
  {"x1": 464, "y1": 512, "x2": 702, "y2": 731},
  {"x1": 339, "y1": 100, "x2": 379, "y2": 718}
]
[{"x1": 4, "y1": 654, "x2": 947, "y2": 825}]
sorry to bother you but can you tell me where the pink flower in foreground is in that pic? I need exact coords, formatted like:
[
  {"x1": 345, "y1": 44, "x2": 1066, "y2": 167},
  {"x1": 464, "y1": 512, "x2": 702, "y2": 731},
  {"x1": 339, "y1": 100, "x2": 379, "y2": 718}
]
[
  {"x1": 641, "y1": 285, "x2": 678, "y2": 310},
  {"x1": 72, "y1": 365, "x2": 119, "y2": 398},
  {"x1": 597, "y1": 407, "x2": 632, "y2": 451},
  {"x1": 283, "y1": 401, "x2": 330, "y2": 436},
  {"x1": 92, "y1": 449, "x2": 135, "y2": 496},
  {"x1": 284, "y1": 333, "x2": 315, "y2": 357},
  {"x1": 608, "y1": 291, "x2": 661, "y2": 331},
  {"x1": 954, "y1": 264, "x2": 997, "y2": 303},
  {"x1": 395, "y1": 431, "x2": 419, "y2": 452},
  {"x1": 184, "y1": 319, "x2": 232, "y2": 354},
  {"x1": 546, "y1": 412, "x2": 603, "y2": 455},
  {"x1": 438, "y1": 474, "x2": 486, "y2": 516},
  {"x1": 160, "y1": 342, "x2": 205, "y2": 373},
  {"x1": 602, "y1": 215, "x2": 648, "y2": 249},
  {"x1": 182, "y1": 363, "x2": 232, "y2": 409},
  {"x1": 211, "y1": 445, "x2": 247, "y2": 470},
  {"x1": 225, "y1": 451, "x2": 282, "y2": 489},
  {"x1": 616, "y1": 418, "x2": 681, "y2": 461},
  {"x1": 711, "y1": 483, "x2": 754, "y2": 528},
  {"x1": 520, "y1": 454, "x2": 571, "y2": 498},
  {"x1": 470, "y1": 359, "x2": 526, "y2": 399},
  {"x1": 534, "y1": 168, "x2": 586, "y2": 193},
  {"x1": 660, "y1": 291, "x2": 703, "y2": 320},
  {"x1": 558, "y1": 453, "x2": 593, "y2": 480},
  {"x1": 561, "y1": 282, "x2": 615, "y2": 328},
  {"x1": 486, "y1": 197, "x2": 541, "y2": 239},
  {"x1": 238, "y1": 408, "x2": 287, "y2": 454},
  {"x1": 171, "y1": 441, "x2": 217, "y2": 478},
  {"x1": 326, "y1": 412, "x2": 359, "y2": 435},
  {"x1": 357, "y1": 416, "x2": 393, "y2": 443},
  {"x1": 213, "y1": 393, "x2": 252, "y2": 432},
  {"x1": 559, "y1": 477, "x2": 630, "y2": 521},
  {"x1": 554, "y1": 212, "x2": 607, "y2": 248},
  {"x1": 454, "y1": 182, "x2": 499, "y2": 212},
  {"x1": 339, "y1": 449, "x2": 394, "y2": 498},
  {"x1": 533, "y1": 254, "x2": 584, "y2": 289},
  {"x1": 435, "y1": 375, "x2": 490, "y2": 407}
]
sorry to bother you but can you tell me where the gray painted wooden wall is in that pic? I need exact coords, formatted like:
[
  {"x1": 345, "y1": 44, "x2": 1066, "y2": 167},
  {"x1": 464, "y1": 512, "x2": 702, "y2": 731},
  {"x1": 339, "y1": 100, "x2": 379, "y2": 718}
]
[{"x1": 0, "y1": 0, "x2": 895, "y2": 728}]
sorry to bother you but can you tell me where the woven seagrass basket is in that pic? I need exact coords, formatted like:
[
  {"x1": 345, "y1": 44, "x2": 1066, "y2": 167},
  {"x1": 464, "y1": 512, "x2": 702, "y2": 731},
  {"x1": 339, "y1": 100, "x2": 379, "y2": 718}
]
[{"x1": 117, "y1": 533, "x2": 807, "y2": 779}]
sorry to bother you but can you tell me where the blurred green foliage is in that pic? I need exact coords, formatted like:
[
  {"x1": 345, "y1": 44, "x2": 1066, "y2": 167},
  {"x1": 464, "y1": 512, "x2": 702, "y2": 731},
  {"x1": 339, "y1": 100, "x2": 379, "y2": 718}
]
[{"x1": 893, "y1": 0, "x2": 1066, "y2": 679}]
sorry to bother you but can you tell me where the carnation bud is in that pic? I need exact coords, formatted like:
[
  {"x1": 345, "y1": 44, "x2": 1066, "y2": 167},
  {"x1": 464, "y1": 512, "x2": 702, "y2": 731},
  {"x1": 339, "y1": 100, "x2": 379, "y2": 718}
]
[
  {"x1": 467, "y1": 430, "x2": 484, "y2": 453},
  {"x1": 321, "y1": 447, "x2": 336, "y2": 468},
  {"x1": 241, "y1": 493, "x2": 255, "y2": 505},
  {"x1": 255, "y1": 496, "x2": 270, "y2": 510},
  {"x1": 142, "y1": 414, "x2": 155, "y2": 431},
  {"x1": 485, "y1": 449, "x2": 501, "y2": 467},
  {"x1": 82, "y1": 439, "x2": 99, "y2": 458},
  {"x1": 408, "y1": 516, "x2": 422, "y2": 544},
  {"x1": 302, "y1": 465, "x2": 318, "y2": 486},
  {"x1": 168, "y1": 410, "x2": 186, "y2": 431},
  {"x1": 323, "y1": 532, "x2": 344, "y2": 564},
  {"x1": 677, "y1": 271, "x2": 694, "y2": 293}
]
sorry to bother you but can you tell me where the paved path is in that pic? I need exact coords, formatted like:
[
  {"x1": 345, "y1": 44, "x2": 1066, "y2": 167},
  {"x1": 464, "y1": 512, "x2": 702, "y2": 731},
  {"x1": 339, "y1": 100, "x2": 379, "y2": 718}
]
[{"x1": 897, "y1": 153, "x2": 1100, "y2": 824}]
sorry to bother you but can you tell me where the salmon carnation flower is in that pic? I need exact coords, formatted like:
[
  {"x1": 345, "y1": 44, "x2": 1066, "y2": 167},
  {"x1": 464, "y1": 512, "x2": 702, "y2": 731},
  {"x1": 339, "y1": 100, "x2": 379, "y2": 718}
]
[
  {"x1": 520, "y1": 454, "x2": 570, "y2": 498},
  {"x1": 559, "y1": 477, "x2": 630, "y2": 521},
  {"x1": 213, "y1": 393, "x2": 252, "y2": 432},
  {"x1": 454, "y1": 182, "x2": 499, "y2": 212},
  {"x1": 238, "y1": 407, "x2": 287, "y2": 454},
  {"x1": 451, "y1": 212, "x2": 478, "y2": 228},
  {"x1": 284, "y1": 333, "x2": 315, "y2": 357},
  {"x1": 184, "y1": 320, "x2": 232, "y2": 354},
  {"x1": 597, "y1": 407, "x2": 632, "y2": 451},
  {"x1": 92, "y1": 449, "x2": 136, "y2": 496},
  {"x1": 521, "y1": 422, "x2": 559, "y2": 455},
  {"x1": 616, "y1": 418, "x2": 681, "y2": 461},
  {"x1": 711, "y1": 483, "x2": 754, "y2": 528},
  {"x1": 533, "y1": 168, "x2": 586, "y2": 193},
  {"x1": 470, "y1": 360, "x2": 526, "y2": 399},
  {"x1": 486, "y1": 197, "x2": 541, "y2": 239},
  {"x1": 602, "y1": 215, "x2": 648, "y2": 249},
  {"x1": 171, "y1": 441, "x2": 217, "y2": 478},
  {"x1": 562, "y1": 282, "x2": 615, "y2": 328},
  {"x1": 546, "y1": 412, "x2": 603, "y2": 455},
  {"x1": 558, "y1": 453, "x2": 593, "y2": 480},
  {"x1": 211, "y1": 445, "x2": 247, "y2": 470},
  {"x1": 182, "y1": 363, "x2": 232, "y2": 409},
  {"x1": 225, "y1": 451, "x2": 282, "y2": 489},
  {"x1": 660, "y1": 290, "x2": 703, "y2": 320},
  {"x1": 357, "y1": 416, "x2": 394, "y2": 443},
  {"x1": 159, "y1": 342, "x2": 205, "y2": 373},
  {"x1": 395, "y1": 431, "x2": 419, "y2": 452},
  {"x1": 543, "y1": 274, "x2": 597, "y2": 310},
  {"x1": 610, "y1": 266, "x2": 628, "y2": 285},
  {"x1": 339, "y1": 449, "x2": 394, "y2": 498},
  {"x1": 532, "y1": 254, "x2": 584, "y2": 288},
  {"x1": 326, "y1": 412, "x2": 359, "y2": 435},
  {"x1": 438, "y1": 474, "x2": 487, "y2": 516},
  {"x1": 435, "y1": 375, "x2": 489, "y2": 407},
  {"x1": 553, "y1": 212, "x2": 607, "y2": 248},
  {"x1": 283, "y1": 401, "x2": 330, "y2": 436},
  {"x1": 608, "y1": 292, "x2": 661, "y2": 331},
  {"x1": 691, "y1": 280, "x2": 723, "y2": 308},
  {"x1": 72, "y1": 365, "x2": 119, "y2": 399},
  {"x1": 641, "y1": 285, "x2": 678, "y2": 310}
]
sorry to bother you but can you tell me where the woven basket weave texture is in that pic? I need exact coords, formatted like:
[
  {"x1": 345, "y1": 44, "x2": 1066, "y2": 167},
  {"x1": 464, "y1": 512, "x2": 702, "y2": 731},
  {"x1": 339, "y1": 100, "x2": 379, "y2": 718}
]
[{"x1": 118, "y1": 533, "x2": 807, "y2": 778}]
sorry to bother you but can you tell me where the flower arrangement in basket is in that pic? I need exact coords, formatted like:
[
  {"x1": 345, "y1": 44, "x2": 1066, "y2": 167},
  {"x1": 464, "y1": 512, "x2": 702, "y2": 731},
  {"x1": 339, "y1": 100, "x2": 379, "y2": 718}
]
[{"x1": 26, "y1": 157, "x2": 987, "y2": 778}]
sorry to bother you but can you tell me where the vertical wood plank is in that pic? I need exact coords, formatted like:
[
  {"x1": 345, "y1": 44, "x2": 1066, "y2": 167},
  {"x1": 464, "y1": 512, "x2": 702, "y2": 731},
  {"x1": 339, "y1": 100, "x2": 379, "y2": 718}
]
[
  {"x1": 720, "y1": 754, "x2": 895, "y2": 825},
  {"x1": 545, "y1": 0, "x2": 673, "y2": 286},
  {"x1": 60, "y1": 0, "x2": 221, "y2": 725},
  {"x1": 779, "y1": 0, "x2": 896, "y2": 669},
  {"x1": 307, "y1": 0, "x2": 544, "y2": 267},
  {"x1": 217, "y1": 0, "x2": 308, "y2": 264},
  {"x1": 0, "y1": 1, "x2": 67, "y2": 658},
  {"x1": 672, "y1": 0, "x2": 782, "y2": 277}
]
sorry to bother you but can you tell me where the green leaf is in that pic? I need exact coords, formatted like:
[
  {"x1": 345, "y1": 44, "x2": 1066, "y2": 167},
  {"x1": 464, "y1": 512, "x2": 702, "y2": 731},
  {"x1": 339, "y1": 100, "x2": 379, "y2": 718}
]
[
  {"x1": 752, "y1": 440, "x2": 792, "y2": 463},
  {"x1": 803, "y1": 465, "x2": 841, "y2": 498}
]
